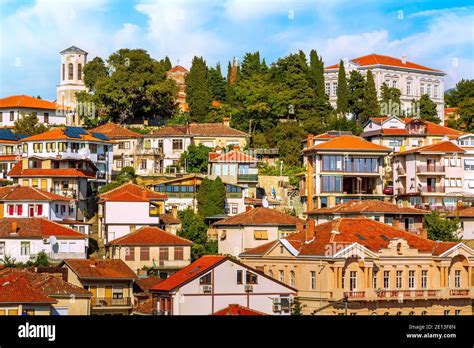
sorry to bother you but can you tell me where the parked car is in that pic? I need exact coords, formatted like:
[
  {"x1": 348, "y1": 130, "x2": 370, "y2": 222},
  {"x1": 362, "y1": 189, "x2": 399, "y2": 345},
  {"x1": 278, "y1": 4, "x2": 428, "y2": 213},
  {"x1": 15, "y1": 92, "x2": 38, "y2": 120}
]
[{"x1": 383, "y1": 186, "x2": 394, "y2": 195}]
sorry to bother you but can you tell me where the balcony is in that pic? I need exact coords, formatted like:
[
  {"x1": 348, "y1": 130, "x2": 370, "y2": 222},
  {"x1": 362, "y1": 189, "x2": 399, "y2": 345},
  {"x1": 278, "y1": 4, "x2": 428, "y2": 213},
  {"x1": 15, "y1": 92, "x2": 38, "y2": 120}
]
[
  {"x1": 417, "y1": 165, "x2": 445, "y2": 174},
  {"x1": 91, "y1": 297, "x2": 132, "y2": 307},
  {"x1": 344, "y1": 291, "x2": 366, "y2": 299},
  {"x1": 157, "y1": 259, "x2": 191, "y2": 269},
  {"x1": 135, "y1": 147, "x2": 163, "y2": 156},
  {"x1": 237, "y1": 174, "x2": 258, "y2": 182},
  {"x1": 376, "y1": 289, "x2": 440, "y2": 300},
  {"x1": 420, "y1": 186, "x2": 445, "y2": 193},
  {"x1": 449, "y1": 289, "x2": 470, "y2": 298}
]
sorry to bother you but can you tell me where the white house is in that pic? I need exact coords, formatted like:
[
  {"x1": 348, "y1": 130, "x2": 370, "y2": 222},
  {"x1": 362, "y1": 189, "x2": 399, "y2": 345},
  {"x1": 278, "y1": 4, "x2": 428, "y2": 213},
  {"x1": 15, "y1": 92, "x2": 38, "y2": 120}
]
[
  {"x1": 97, "y1": 182, "x2": 167, "y2": 244},
  {"x1": 149, "y1": 255, "x2": 296, "y2": 315},
  {"x1": 457, "y1": 134, "x2": 474, "y2": 193},
  {"x1": 0, "y1": 218, "x2": 88, "y2": 263}
]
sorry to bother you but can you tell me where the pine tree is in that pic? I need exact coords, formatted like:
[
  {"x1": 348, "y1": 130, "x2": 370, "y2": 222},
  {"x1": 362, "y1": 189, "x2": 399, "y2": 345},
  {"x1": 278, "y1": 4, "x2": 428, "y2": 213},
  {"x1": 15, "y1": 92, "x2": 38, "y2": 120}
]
[
  {"x1": 418, "y1": 94, "x2": 441, "y2": 123},
  {"x1": 162, "y1": 56, "x2": 172, "y2": 71},
  {"x1": 336, "y1": 60, "x2": 349, "y2": 115},
  {"x1": 186, "y1": 56, "x2": 213, "y2": 122},
  {"x1": 348, "y1": 70, "x2": 366, "y2": 121},
  {"x1": 380, "y1": 82, "x2": 401, "y2": 116},
  {"x1": 197, "y1": 177, "x2": 226, "y2": 217},
  {"x1": 309, "y1": 49, "x2": 326, "y2": 100},
  {"x1": 359, "y1": 70, "x2": 380, "y2": 125},
  {"x1": 209, "y1": 63, "x2": 226, "y2": 101}
]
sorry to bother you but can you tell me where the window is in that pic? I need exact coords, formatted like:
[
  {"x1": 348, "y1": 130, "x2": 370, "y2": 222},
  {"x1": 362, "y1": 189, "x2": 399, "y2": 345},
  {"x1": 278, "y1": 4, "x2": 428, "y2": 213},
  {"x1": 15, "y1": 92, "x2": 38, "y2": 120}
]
[
  {"x1": 44, "y1": 113, "x2": 49, "y2": 123},
  {"x1": 116, "y1": 160, "x2": 123, "y2": 169},
  {"x1": 279, "y1": 270, "x2": 285, "y2": 283},
  {"x1": 199, "y1": 273, "x2": 211, "y2": 285},
  {"x1": 140, "y1": 247, "x2": 150, "y2": 261},
  {"x1": 420, "y1": 84, "x2": 425, "y2": 95},
  {"x1": 112, "y1": 286, "x2": 123, "y2": 299},
  {"x1": 140, "y1": 159, "x2": 147, "y2": 170},
  {"x1": 0, "y1": 242, "x2": 4, "y2": 255},
  {"x1": 246, "y1": 271, "x2": 258, "y2": 284},
  {"x1": 20, "y1": 242, "x2": 30, "y2": 256},
  {"x1": 444, "y1": 310, "x2": 450, "y2": 316},
  {"x1": 254, "y1": 230, "x2": 268, "y2": 240},
  {"x1": 332, "y1": 82, "x2": 338, "y2": 96},
  {"x1": 159, "y1": 247, "x2": 169, "y2": 261},
  {"x1": 31, "y1": 179, "x2": 38, "y2": 188},
  {"x1": 396, "y1": 270, "x2": 403, "y2": 289},
  {"x1": 10, "y1": 111, "x2": 14, "y2": 122},
  {"x1": 406, "y1": 81, "x2": 412, "y2": 96},
  {"x1": 455, "y1": 310, "x2": 461, "y2": 315},
  {"x1": 434, "y1": 85, "x2": 438, "y2": 98},
  {"x1": 349, "y1": 271, "x2": 357, "y2": 291},
  {"x1": 77, "y1": 63, "x2": 82, "y2": 80},
  {"x1": 372, "y1": 272, "x2": 377, "y2": 289},
  {"x1": 125, "y1": 247, "x2": 135, "y2": 261},
  {"x1": 237, "y1": 270, "x2": 243, "y2": 284},
  {"x1": 68, "y1": 63, "x2": 74, "y2": 80},
  {"x1": 408, "y1": 270, "x2": 415, "y2": 289},
  {"x1": 220, "y1": 230, "x2": 226, "y2": 241},
  {"x1": 33, "y1": 143, "x2": 43, "y2": 153},
  {"x1": 16, "y1": 204, "x2": 23, "y2": 216},
  {"x1": 172, "y1": 139, "x2": 183, "y2": 150},
  {"x1": 421, "y1": 270, "x2": 428, "y2": 288},
  {"x1": 71, "y1": 143, "x2": 80, "y2": 153},
  {"x1": 310, "y1": 271, "x2": 316, "y2": 290},
  {"x1": 59, "y1": 142, "x2": 67, "y2": 152},
  {"x1": 232, "y1": 206, "x2": 238, "y2": 214},
  {"x1": 383, "y1": 270, "x2": 390, "y2": 289},
  {"x1": 174, "y1": 246, "x2": 183, "y2": 260},
  {"x1": 89, "y1": 144, "x2": 97, "y2": 153},
  {"x1": 7, "y1": 204, "x2": 14, "y2": 216},
  {"x1": 454, "y1": 270, "x2": 461, "y2": 288},
  {"x1": 36, "y1": 204, "x2": 43, "y2": 216},
  {"x1": 22, "y1": 309, "x2": 35, "y2": 316},
  {"x1": 322, "y1": 176, "x2": 342, "y2": 193},
  {"x1": 325, "y1": 82, "x2": 330, "y2": 95},
  {"x1": 0, "y1": 112, "x2": 2, "y2": 123},
  {"x1": 124, "y1": 141, "x2": 130, "y2": 149},
  {"x1": 464, "y1": 159, "x2": 474, "y2": 171},
  {"x1": 289, "y1": 271, "x2": 295, "y2": 287},
  {"x1": 427, "y1": 84, "x2": 431, "y2": 96},
  {"x1": 62, "y1": 63, "x2": 65, "y2": 80},
  {"x1": 118, "y1": 142, "x2": 124, "y2": 149},
  {"x1": 385, "y1": 217, "x2": 393, "y2": 226}
]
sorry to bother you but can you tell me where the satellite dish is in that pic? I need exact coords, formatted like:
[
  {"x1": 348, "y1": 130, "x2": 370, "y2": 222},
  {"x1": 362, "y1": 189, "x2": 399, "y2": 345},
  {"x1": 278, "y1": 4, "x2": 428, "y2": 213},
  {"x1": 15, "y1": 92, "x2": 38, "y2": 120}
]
[
  {"x1": 49, "y1": 235, "x2": 57, "y2": 245},
  {"x1": 262, "y1": 196, "x2": 269, "y2": 208},
  {"x1": 49, "y1": 236, "x2": 59, "y2": 253}
]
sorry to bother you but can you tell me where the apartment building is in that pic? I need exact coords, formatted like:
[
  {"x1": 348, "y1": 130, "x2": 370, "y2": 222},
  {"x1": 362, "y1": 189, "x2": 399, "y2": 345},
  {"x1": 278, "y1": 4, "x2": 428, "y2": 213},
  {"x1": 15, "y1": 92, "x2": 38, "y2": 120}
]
[
  {"x1": 456, "y1": 134, "x2": 474, "y2": 193},
  {"x1": 106, "y1": 226, "x2": 193, "y2": 277},
  {"x1": 324, "y1": 54, "x2": 446, "y2": 120},
  {"x1": 149, "y1": 255, "x2": 296, "y2": 315},
  {"x1": 306, "y1": 200, "x2": 429, "y2": 236},
  {"x1": 240, "y1": 218, "x2": 474, "y2": 315},
  {"x1": 0, "y1": 129, "x2": 22, "y2": 182},
  {"x1": 393, "y1": 141, "x2": 466, "y2": 210},
  {"x1": 60, "y1": 259, "x2": 137, "y2": 315},
  {"x1": 301, "y1": 135, "x2": 392, "y2": 211},
  {"x1": 97, "y1": 182, "x2": 167, "y2": 243},
  {"x1": 449, "y1": 207, "x2": 474, "y2": 241}
]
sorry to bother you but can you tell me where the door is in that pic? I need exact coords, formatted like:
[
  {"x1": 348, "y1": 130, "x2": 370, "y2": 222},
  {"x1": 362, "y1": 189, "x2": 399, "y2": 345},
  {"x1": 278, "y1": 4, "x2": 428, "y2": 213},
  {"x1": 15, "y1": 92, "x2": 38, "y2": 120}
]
[
  {"x1": 426, "y1": 158, "x2": 435, "y2": 171},
  {"x1": 28, "y1": 205, "x2": 34, "y2": 217},
  {"x1": 105, "y1": 286, "x2": 112, "y2": 301},
  {"x1": 427, "y1": 178, "x2": 436, "y2": 192},
  {"x1": 89, "y1": 285, "x2": 97, "y2": 302}
]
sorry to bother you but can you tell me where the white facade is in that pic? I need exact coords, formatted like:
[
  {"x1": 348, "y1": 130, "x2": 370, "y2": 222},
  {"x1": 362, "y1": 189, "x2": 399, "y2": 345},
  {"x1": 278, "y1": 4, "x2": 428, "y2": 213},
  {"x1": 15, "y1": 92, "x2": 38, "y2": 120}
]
[
  {"x1": 143, "y1": 135, "x2": 192, "y2": 172},
  {"x1": 0, "y1": 107, "x2": 67, "y2": 128},
  {"x1": 56, "y1": 46, "x2": 88, "y2": 109},
  {"x1": 457, "y1": 134, "x2": 474, "y2": 192},
  {"x1": 2, "y1": 200, "x2": 75, "y2": 220}
]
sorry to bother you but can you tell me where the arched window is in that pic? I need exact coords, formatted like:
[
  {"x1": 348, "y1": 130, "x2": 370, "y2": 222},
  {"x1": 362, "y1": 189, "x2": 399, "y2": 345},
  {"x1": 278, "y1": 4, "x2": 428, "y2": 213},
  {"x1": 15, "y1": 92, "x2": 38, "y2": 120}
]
[
  {"x1": 68, "y1": 63, "x2": 74, "y2": 80},
  {"x1": 62, "y1": 64, "x2": 65, "y2": 80},
  {"x1": 77, "y1": 63, "x2": 82, "y2": 80},
  {"x1": 290, "y1": 271, "x2": 295, "y2": 287}
]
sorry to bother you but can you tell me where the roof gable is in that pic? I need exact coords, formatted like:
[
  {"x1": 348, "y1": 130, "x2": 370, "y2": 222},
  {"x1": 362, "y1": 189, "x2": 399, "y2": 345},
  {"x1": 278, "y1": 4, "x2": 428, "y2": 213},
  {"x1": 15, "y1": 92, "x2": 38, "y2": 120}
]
[
  {"x1": 307, "y1": 135, "x2": 391, "y2": 152},
  {"x1": 62, "y1": 259, "x2": 137, "y2": 280},
  {"x1": 90, "y1": 123, "x2": 142, "y2": 139},
  {"x1": 213, "y1": 207, "x2": 304, "y2": 227},
  {"x1": 0, "y1": 185, "x2": 73, "y2": 202},
  {"x1": 98, "y1": 182, "x2": 167, "y2": 202},
  {"x1": 0, "y1": 218, "x2": 87, "y2": 239},
  {"x1": 107, "y1": 226, "x2": 192, "y2": 246}
]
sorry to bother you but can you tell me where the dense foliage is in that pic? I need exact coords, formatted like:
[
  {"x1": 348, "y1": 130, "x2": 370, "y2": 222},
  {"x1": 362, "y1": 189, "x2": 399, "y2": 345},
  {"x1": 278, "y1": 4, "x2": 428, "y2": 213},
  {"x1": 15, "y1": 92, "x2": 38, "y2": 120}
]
[
  {"x1": 14, "y1": 112, "x2": 48, "y2": 136},
  {"x1": 98, "y1": 166, "x2": 136, "y2": 194},
  {"x1": 424, "y1": 211, "x2": 460, "y2": 242},
  {"x1": 179, "y1": 144, "x2": 213, "y2": 174},
  {"x1": 196, "y1": 177, "x2": 226, "y2": 217}
]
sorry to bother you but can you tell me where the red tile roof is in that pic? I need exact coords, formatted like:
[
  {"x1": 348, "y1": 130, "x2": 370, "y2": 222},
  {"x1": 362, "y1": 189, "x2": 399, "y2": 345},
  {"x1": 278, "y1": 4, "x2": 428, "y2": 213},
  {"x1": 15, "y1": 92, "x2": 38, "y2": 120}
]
[
  {"x1": 209, "y1": 149, "x2": 258, "y2": 163},
  {"x1": 62, "y1": 259, "x2": 137, "y2": 280},
  {"x1": 107, "y1": 226, "x2": 192, "y2": 246},
  {"x1": 449, "y1": 207, "x2": 474, "y2": 218},
  {"x1": 8, "y1": 161, "x2": 96, "y2": 178},
  {"x1": 0, "y1": 218, "x2": 87, "y2": 239},
  {"x1": 98, "y1": 182, "x2": 167, "y2": 202},
  {"x1": 306, "y1": 135, "x2": 391, "y2": 152},
  {"x1": 0, "y1": 95, "x2": 71, "y2": 111},
  {"x1": 159, "y1": 213, "x2": 181, "y2": 225},
  {"x1": 90, "y1": 123, "x2": 142, "y2": 139},
  {"x1": 0, "y1": 269, "x2": 91, "y2": 297},
  {"x1": 241, "y1": 218, "x2": 456, "y2": 257},
  {"x1": 0, "y1": 273, "x2": 57, "y2": 304},
  {"x1": 21, "y1": 127, "x2": 112, "y2": 142},
  {"x1": 150, "y1": 123, "x2": 247, "y2": 138},
  {"x1": 135, "y1": 276, "x2": 163, "y2": 293},
  {"x1": 150, "y1": 255, "x2": 226, "y2": 292},
  {"x1": 213, "y1": 207, "x2": 304, "y2": 227},
  {"x1": 325, "y1": 54, "x2": 443, "y2": 73},
  {"x1": 396, "y1": 141, "x2": 464, "y2": 155},
  {"x1": 307, "y1": 200, "x2": 429, "y2": 215},
  {"x1": 168, "y1": 65, "x2": 189, "y2": 73},
  {"x1": 213, "y1": 304, "x2": 266, "y2": 316},
  {"x1": 0, "y1": 184, "x2": 73, "y2": 202},
  {"x1": 150, "y1": 125, "x2": 189, "y2": 137},
  {"x1": 423, "y1": 121, "x2": 464, "y2": 136}
]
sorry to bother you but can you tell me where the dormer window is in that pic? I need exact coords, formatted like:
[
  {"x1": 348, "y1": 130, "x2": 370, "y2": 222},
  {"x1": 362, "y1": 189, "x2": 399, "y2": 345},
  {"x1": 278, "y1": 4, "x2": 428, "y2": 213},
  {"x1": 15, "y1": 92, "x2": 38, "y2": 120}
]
[{"x1": 199, "y1": 273, "x2": 212, "y2": 285}]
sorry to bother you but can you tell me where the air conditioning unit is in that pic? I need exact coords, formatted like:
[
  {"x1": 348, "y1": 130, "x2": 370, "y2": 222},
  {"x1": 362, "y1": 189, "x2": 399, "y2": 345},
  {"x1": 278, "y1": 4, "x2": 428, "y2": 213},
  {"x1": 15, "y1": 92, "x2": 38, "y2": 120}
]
[
  {"x1": 272, "y1": 303, "x2": 282, "y2": 313},
  {"x1": 202, "y1": 285, "x2": 212, "y2": 293},
  {"x1": 42, "y1": 238, "x2": 50, "y2": 244},
  {"x1": 244, "y1": 284, "x2": 253, "y2": 292}
]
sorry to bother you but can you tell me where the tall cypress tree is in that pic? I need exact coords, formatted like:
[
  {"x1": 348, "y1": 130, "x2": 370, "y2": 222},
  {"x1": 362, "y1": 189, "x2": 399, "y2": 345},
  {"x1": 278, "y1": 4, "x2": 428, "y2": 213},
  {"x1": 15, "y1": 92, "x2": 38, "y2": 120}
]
[
  {"x1": 186, "y1": 56, "x2": 212, "y2": 122},
  {"x1": 209, "y1": 63, "x2": 226, "y2": 101},
  {"x1": 336, "y1": 60, "x2": 349, "y2": 115},
  {"x1": 309, "y1": 49, "x2": 325, "y2": 100},
  {"x1": 359, "y1": 69, "x2": 380, "y2": 125},
  {"x1": 348, "y1": 70, "x2": 366, "y2": 121},
  {"x1": 162, "y1": 56, "x2": 172, "y2": 71}
]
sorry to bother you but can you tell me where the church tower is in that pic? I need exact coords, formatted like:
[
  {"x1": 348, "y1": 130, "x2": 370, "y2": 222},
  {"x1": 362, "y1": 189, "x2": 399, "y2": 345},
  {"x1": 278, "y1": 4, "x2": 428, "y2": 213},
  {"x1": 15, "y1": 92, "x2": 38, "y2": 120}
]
[{"x1": 56, "y1": 46, "x2": 88, "y2": 110}]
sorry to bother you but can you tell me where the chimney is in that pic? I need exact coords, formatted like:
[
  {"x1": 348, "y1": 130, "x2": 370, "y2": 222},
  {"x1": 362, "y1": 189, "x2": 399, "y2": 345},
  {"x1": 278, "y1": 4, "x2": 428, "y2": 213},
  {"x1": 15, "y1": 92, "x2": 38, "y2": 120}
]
[
  {"x1": 222, "y1": 116, "x2": 231, "y2": 127},
  {"x1": 306, "y1": 218, "x2": 315, "y2": 242},
  {"x1": 306, "y1": 134, "x2": 314, "y2": 148},
  {"x1": 401, "y1": 55, "x2": 407, "y2": 64},
  {"x1": 172, "y1": 206, "x2": 178, "y2": 219}
]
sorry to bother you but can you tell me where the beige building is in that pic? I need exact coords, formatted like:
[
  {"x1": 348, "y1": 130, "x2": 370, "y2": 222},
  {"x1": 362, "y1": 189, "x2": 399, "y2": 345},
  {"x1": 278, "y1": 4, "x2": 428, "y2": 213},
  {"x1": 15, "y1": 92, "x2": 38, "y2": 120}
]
[
  {"x1": 61, "y1": 259, "x2": 137, "y2": 315},
  {"x1": 107, "y1": 226, "x2": 193, "y2": 277},
  {"x1": 240, "y1": 217, "x2": 474, "y2": 315}
]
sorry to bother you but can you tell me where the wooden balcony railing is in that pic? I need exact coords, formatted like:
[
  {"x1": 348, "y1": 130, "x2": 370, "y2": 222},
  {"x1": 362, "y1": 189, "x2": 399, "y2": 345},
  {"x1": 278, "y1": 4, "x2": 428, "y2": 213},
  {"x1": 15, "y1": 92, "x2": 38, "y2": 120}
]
[
  {"x1": 449, "y1": 289, "x2": 470, "y2": 297},
  {"x1": 344, "y1": 291, "x2": 365, "y2": 299},
  {"x1": 376, "y1": 289, "x2": 440, "y2": 299},
  {"x1": 91, "y1": 297, "x2": 132, "y2": 307}
]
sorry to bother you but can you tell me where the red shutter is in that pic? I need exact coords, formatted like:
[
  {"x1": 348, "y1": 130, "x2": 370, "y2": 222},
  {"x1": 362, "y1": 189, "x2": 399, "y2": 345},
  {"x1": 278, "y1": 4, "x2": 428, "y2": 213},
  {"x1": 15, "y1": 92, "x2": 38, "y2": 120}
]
[
  {"x1": 140, "y1": 247, "x2": 150, "y2": 261},
  {"x1": 8, "y1": 205, "x2": 14, "y2": 216},
  {"x1": 17, "y1": 205, "x2": 23, "y2": 215},
  {"x1": 37, "y1": 204, "x2": 43, "y2": 215}
]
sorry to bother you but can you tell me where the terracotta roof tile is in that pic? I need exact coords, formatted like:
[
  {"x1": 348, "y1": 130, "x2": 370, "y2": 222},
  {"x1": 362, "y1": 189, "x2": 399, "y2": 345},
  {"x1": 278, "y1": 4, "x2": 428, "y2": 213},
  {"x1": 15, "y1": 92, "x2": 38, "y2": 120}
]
[
  {"x1": 209, "y1": 149, "x2": 258, "y2": 163},
  {"x1": 213, "y1": 304, "x2": 266, "y2": 316},
  {"x1": 168, "y1": 65, "x2": 188, "y2": 73},
  {"x1": 98, "y1": 182, "x2": 167, "y2": 202},
  {"x1": 62, "y1": 259, "x2": 137, "y2": 280},
  {"x1": 189, "y1": 123, "x2": 247, "y2": 137},
  {"x1": 0, "y1": 218, "x2": 88, "y2": 239},
  {"x1": 107, "y1": 226, "x2": 192, "y2": 246},
  {"x1": 325, "y1": 54, "x2": 443, "y2": 73},
  {"x1": 0, "y1": 185, "x2": 73, "y2": 202},
  {"x1": 159, "y1": 213, "x2": 181, "y2": 225},
  {"x1": 449, "y1": 207, "x2": 474, "y2": 218},
  {"x1": 8, "y1": 161, "x2": 96, "y2": 178},
  {"x1": 0, "y1": 273, "x2": 57, "y2": 304},
  {"x1": 21, "y1": 127, "x2": 112, "y2": 142},
  {"x1": 90, "y1": 123, "x2": 142, "y2": 139},
  {"x1": 149, "y1": 125, "x2": 189, "y2": 137},
  {"x1": 307, "y1": 200, "x2": 430, "y2": 215},
  {"x1": 396, "y1": 141, "x2": 464, "y2": 155},
  {"x1": 0, "y1": 95, "x2": 71, "y2": 111},
  {"x1": 306, "y1": 135, "x2": 391, "y2": 152},
  {"x1": 135, "y1": 276, "x2": 163, "y2": 293},
  {"x1": 150, "y1": 255, "x2": 226, "y2": 292},
  {"x1": 213, "y1": 207, "x2": 305, "y2": 227}
]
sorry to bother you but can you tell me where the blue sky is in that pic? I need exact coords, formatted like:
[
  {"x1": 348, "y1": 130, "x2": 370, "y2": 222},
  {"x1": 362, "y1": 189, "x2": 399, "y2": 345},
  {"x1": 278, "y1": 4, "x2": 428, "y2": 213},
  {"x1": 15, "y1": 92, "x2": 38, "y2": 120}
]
[{"x1": 1, "y1": 0, "x2": 473, "y2": 101}]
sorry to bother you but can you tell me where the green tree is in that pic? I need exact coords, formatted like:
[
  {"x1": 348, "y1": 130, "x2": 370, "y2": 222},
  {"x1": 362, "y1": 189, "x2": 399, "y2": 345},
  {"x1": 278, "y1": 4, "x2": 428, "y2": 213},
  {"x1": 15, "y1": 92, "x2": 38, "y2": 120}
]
[
  {"x1": 291, "y1": 297, "x2": 305, "y2": 315},
  {"x1": 14, "y1": 112, "x2": 48, "y2": 136},
  {"x1": 418, "y1": 94, "x2": 440, "y2": 123},
  {"x1": 445, "y1": 79, "x2": 474, "y2": 107},
  {"x1": 196, "y1": 177, "x2": 226, "y2": 217},
  {"x1": 179, "y1": 144, "x2": 213, "y2": 174},
  {"x1": 359, "y1": 70, "x2": 380, "y2": 125},
  {"x1": 98, "y1": 166, "x2": 136, "y2": 194},
  {"x1": 308, "y1": 50, "x2": 326, "y2": 101},
  {"x1": 348, "y1": 70, "x2": 366, "y2": 122},
  {"x1": 336, "y1": 60, "x2": 349, "y2": 115},
  {"x1": 209, "y1": 63, "x2": 226, "y2": 101},
  {"x1": 271, "y1": 122, "x2": 306, "y2": 167},
  {"x1": 458, "y1": 97, "x2": 474, "y2": 131},
  {"x1": 424, "y1": 211, "x2": 460, "y2": 242},
  {"x1": 82, "y1": 56, "x2": 108, "y2": 91},
  {"x1": 160, "y1": 56, "x2": 172, "y2": 71},
  {"x1": 186, "y1": 56, "x2": 213, "y2": 122},
  {"x1": 380, "y1": 82, "x2": 401, "y2": 116},
  {"x1": 26, "y1": 251, "x2": 50, "y2": 267}
]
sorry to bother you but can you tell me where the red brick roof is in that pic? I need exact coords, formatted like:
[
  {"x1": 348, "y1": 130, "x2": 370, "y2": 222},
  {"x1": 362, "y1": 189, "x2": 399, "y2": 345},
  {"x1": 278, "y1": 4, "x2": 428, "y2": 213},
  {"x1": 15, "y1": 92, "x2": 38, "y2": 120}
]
[
  {"x1": 306, "y1": 135, "x2": 391, "y2": 152},
  {"x1": 0, "y1": 218, "x2": 87, "y2": 239},
  {"x1": 0, "y1": 273, "x2": 57, "y2": 304},
  {"x1": 90, "y1": 123, "x2": 142, "y2": 139},
  {"x1": 62, "y1": 259, "x2": 137, "y2": 280},
  {"x1": 449, "y1": 207, "x2": 474, "y2": 218},
  {"x1": 135, "y1": 276, "x2": 163, "y2": 293},
  {"x1": 21, "y1": 127, "x2": 112, "y2": 142},
  {"x1": 150, "y1": 123, "x2": 247, "y2": 138},
  {"x1": 396, "y1": 141, "x2": 464, "y2": 155},
  {"x1": 0, "y1": 269, "x2": 91, "y2": 297},
  {"x1": 0, "y1": 95, "x2": 71, "y2": 111},
  {"x1": 159, "y1": 213, "x2": 181, "y2": 225},
  {"x1": 107, "y1": 226, "x2": 192, "y2": 246},
  {"x1": 213, "y1": 207, "x2": 305, "y2": 227},
  {"x1": 213, "y1": 304, "x2": 266, "y2": 316},
  {"x1": 168, "y1": 65, "x2": 188, "y2": 73},
  {"x1": 241, "y1": 218, "x2": 457, "y2": 257},
  {"x1": 307, "y1": 200, "x2": 429, "y2": 215},
  {"x1": 209, "y1": 149, "x2": 258, "y2": 163},
  {"x1": 325, "y1": 54, "x2": 443, "y2": 73},
  {"x1": 150, "y1": 255, "x2": 226, "y2": 291},
  {"x1": 0, "y1": 185, "x2": 73, "y2": 202},
  {"x1": 98, "y1": 182, "x2": 167, "y2": 202},
  {"x1": 8, "y1": 161, "x2": 96, "y2": 178},
  {"x1": 150, "y1": 125, "x2": 189, "y2": 137}
]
